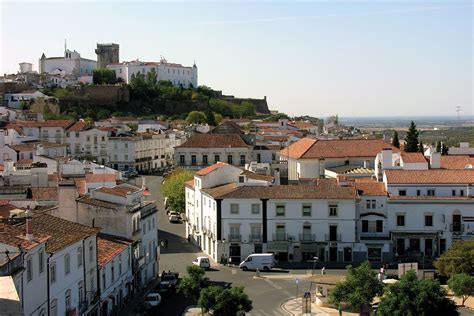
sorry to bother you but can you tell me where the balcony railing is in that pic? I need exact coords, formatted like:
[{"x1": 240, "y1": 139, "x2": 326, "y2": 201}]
[
  {"x1": 299, "y1": 233, "x2": 315, "y2": 241},
  {"x1": 360, "y1": 232, "x2": 391, "y2": 240},
  {"x1": 325, "y1": 234, "x2": 341, "y2": 242},
  {"x1": 249, "y1": 234, "x2": 262, "y2": 242},
  {"x1": 273, "y1": 233, "x2": 289, "y2": 241},
  {"x1": 228, "y1": 234, "x2": 241, "y2": 242},
  {"x1": 450, "y1": 224, "x2": 464, "y2": 234}
]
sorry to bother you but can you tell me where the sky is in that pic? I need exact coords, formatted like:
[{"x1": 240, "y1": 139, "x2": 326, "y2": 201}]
[{"x1": 0, "y1": 0, "x2": 472, "y2": 117}]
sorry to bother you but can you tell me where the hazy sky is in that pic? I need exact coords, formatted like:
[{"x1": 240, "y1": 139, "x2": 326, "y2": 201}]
[{"x1": 0, "y1": 1, "x2": 472, "y2": 117}]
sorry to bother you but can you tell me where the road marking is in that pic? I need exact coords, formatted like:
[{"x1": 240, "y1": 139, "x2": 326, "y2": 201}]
[{"x1": 264, "y1": 278, "x2": 283, "y2": 290}]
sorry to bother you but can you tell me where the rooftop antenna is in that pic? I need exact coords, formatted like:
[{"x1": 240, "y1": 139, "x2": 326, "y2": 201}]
[{"x1": 456, "y1": 106, "x2": 461, "y2": 124}]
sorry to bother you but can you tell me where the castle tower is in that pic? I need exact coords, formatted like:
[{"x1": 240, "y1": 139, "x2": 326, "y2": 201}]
[{"x1": 95, "y1": 43, "x2": 120, "y2": 68}]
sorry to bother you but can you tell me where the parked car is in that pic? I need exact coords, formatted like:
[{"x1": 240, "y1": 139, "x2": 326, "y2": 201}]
[
  {"x1": 169, "y1": 214, "x2": 180, "y2": 223},
  {"x1": 239, "y1": 253, "x2": 275, "y2": 271},
  {"x1": 192, "y1": 257, "x2": 210, "y2": 270},
  {"x1": 144, "y1": 292, "x2": 162, "y2": 309},
  {"x1": 157, "y1": 271, "x2": 179, "y2": 296}
]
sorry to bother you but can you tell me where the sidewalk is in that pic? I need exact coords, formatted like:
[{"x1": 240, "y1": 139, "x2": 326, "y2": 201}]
[{"x1": 281, "y1": 297, "x2": 358, "y2": 316}]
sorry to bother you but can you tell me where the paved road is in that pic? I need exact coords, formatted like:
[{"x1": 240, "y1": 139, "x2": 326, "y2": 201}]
[{"x1": 145, "y1": 175, "x2": 318, "y2": 315}]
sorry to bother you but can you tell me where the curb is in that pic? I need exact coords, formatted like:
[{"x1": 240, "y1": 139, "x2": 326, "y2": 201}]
[{"x1": 280, "y1": 297, "x2": 296, "y2": 316}]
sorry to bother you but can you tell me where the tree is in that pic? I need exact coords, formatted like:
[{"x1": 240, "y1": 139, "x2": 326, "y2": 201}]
[
  {"x1": 405, "y1": 121, "x2": 419, "y2": 152},
  {"x1": 93, "y1": 68, "x2": 116, "y2": 85},
  {"x1": 214, "y1": 112, "x2": 223, "y2": 124},
  {"x1": 205, "y1": 109, "x2": 217, "y2": 126},
  {"x1": 448, "y1": 273, "x2": 474, "y2": 306},
  {"x1": 186, "y1": 111, "x2": 207, "y2": 124},
  {"x1": 177, "y1": 265, "x2": 209, "y2": 301},
  {"x1": 238, "y1": 101, "x2": 256, "y2": 118},
  {"x1": 392, "y1": 131, "x2": 400, "y2": 148},
  {"x1": 436, "y1": 140, "x2": 442, "y2": 153},
  {"x1": 418, "y1": 141, "x2": 424, "y2": 153},
  {"x1": 160, "y1": 169, "x2": 194, "y2": 213},
  {"x1": 435, "y1": 240, "x2": 474, "y2": 277},
  {"x1": 442, "y1": 142, "x2": 449, "y2": 155},
  {"x1": 328, "y1": 261, "x2": 383, "y2": 313},
  {"x1": 378, "y1": 271, "x2": 458, "y2": 315},
  {"x1": 199, "y1": 286, "x2": 253, "y2": 316},
  {"x1": 19, "y1": 100, "x2": 29, "y2": 110}
]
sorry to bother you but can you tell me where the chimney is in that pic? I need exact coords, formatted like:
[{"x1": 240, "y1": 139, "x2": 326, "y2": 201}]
[
  {"x1": 430, "y1": 152, "x2": 441, "y2": 169},
  {"x1": 319, "y1": 158, "x2": 325, "y2": 179},
  {"x1": 381, "y1": 148, "x2": 393, "y2": 168},
  {"x1": 26, "y1": 205, "x2": 33, "y2": 241}
]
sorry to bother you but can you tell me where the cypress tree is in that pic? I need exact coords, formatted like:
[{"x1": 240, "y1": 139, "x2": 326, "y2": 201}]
[
  {"x1": 418, "y1": 141, "x2": 424, "y2": 153},
  {"x1": 405, "y1": 121, "x2": 419, "y2": 152},
  {"x1": 441, "y1": 143, "x2": 449, "y2": 155},
  {"x1": 436, "y1": 141, "x2": 442, "y2": 153},
  {"x1": 392, "y1": 131, "x2": 400, "y2": 148}
]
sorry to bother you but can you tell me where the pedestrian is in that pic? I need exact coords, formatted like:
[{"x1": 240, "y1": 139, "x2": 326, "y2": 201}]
[
  {"x1": 321, "y1": 267, "x2": 326, "y2": 275},
  {"x1": 228, "y1": 256, "x2": 232, "y2": 266},
  {"x1": 220, "y1": 254, "x2": 225, "y2": 265},
  {"x1": 165, "y1": 239, "x2": 168, "y2": 248}
]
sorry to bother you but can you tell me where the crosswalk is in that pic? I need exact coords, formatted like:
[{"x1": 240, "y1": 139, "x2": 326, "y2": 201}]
[{"x1": 249, "y1": 309, "x2": 289, "y2": 316}]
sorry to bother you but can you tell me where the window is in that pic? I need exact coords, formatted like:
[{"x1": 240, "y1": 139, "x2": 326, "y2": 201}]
[
  {"x1": 276, "y1": 205, "x2": 285, "y2": 216},
  {"x1": 203, "y1": 155, "x2": 208, "y2": 165},
  {"x1": 191, "y1": 155, "x2": 196, "y2": 165},
  {"x1": 302, "y1": 205, "x2": 311, "y2": 217},
  {"x1": 240, "y1": 155, "x2": 246, "y2": 166},
  {"x1": 371, "y1": 200, "x2": 376, "y2": 209},
  {"x1": 329, "y1": 204, "x2": 338, "y2": 217},
  {"x1": 452, "y1": 190, "x2": 456, "y2": 196},
  {"x1": 50, "y1": 299, "x2": 57, "y2": 316},
  {"x1": 362, "y1": 220, "x2": 368, "y2": 232},
  {"x1": 89, "y1": 241, "x2": 94, "y2": 263},
  {"x1": 214, "y1": 155, "x2": 220, "y2": 163},
  {"x1": 119, "y1": 256, "x2": 122, "y2": 275},
  {"x1": 111, "y1": 262, "x2": 115, "y2": 283},
  {"x1": 460, "y1": 190, "x2": 465, "y2": 196},
  {"x1": 367, "y1": 247, "x2": 382, "y2": 262},
  {"x1": 39, "y1": 250, "x2": 44, "y2": 274},
  {"x1": 366, "y1": 200, "x2": 376, "y2": 209},
  {"x1": 397, "y1": 215, "x2": 405, "y2": 226},
  {"x1": 77, "y1": 247, "x2": 83, "y2": 267},
  {"x1": 376, "y1": 220, "x2": 383, "y2": 232},
  {"x1": 227, "y1": 155, "x2": 233, "y2": 164},
  {"x1": 399, "y1": 190, "x2": 406, "y2": 196},
  {"x1": 180, "y1": 155, "x2": 185, "y2": 165},
  {"x1": 251, "y1": 204, "x2": 260, "y2": 215},
  {"x1": 64, "y1": 254, "x2": 70, "y2": 275},
  {"x1": 425, "y1": 215, "x2": 433, "y2": 226},
  {"x1": 27, "y1": 257, "x2": 32, "y2": 281},
  {"x1": 238, "y1": 175, "x2": 245, "y2": 183},
  {"x1": 102, "y1": 272, "x2": 106, "y2": 289},
  {"x1": 427, "y1": 189, "x2": 435, "y2": 196},
  {"x1": 78, "y1": 281, "x2": 84, "y2": 306},
  {"x1": 50, "y1": 263, "x2": 56, "y2": 283},
  {"x1": 230, "y1": 204, "x2": 239, "y2": 214},
  {"x1": 65, "y1": 289, "x2": 71, "y2": 311},
  {"x1": 417, "y1": 190, "x2": 421, "y2": 196}
]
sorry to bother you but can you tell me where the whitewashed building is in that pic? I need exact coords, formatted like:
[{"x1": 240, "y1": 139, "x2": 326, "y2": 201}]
[
  {"x1": 39, "y1": 49, "x2": 97, "y2": 78},
  {"x1": 107, "y1": 58, "x2": 197, "y2": 87}
]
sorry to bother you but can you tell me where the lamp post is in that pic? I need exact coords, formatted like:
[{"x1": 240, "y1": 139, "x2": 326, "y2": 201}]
[{"x1": 312, "y1": 256, "x2": 319, "y2": 275}]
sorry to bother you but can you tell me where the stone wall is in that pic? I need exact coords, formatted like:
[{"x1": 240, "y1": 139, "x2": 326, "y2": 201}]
[{"x1": 222, "y1": 96, "x2": 270, "y2": 114}]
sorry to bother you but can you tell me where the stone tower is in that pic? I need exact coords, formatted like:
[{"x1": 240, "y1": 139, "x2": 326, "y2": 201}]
[{"x1": 95, "y1": 43, "x2": 120, "y2": 68}]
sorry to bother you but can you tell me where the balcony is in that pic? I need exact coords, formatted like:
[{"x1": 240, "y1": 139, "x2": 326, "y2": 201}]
[
  {"x1": 228, "y1": 234, "x2": 241, "y2": 242},
  {"x1": 299, "y1": 233, "x2": 315, "y2": 242},
  {"x1": 132, "y1": 229, "x2": 142, "y2": 241},
  {"x1": 360, "y1": 232, "x2": 391, "y2": 240},
  {"x1": 325, "y1": 234, "x2": 341, "y2": 242},
  {"x1": 450, "y1": 224, "x2": 464, "y2": 234},
  {"x1": 273, "y1": 233, "x2": 289, "y2": 241},
  {"x1": 249, "y1": 234, "x2": 262, "y2": 242}
]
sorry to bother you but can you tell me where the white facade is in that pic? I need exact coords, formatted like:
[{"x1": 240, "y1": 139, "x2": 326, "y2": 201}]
[
  {"x1": 39, "y1": 49, "x2": 97, "y2": 78},
  {"x1": 107, "y1": 59, "x2": 197, "y2": 87},
  {"x1": 4, "y1": 91, "x2": 48, "y2": 109},
  {"x1": 67, "y1": 127, "x2": 110, "y2": 164}
]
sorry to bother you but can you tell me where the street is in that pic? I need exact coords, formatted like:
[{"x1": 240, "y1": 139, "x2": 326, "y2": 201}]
[{"x1": 146, "y1": 175, "x2": 317, "y2": 315}]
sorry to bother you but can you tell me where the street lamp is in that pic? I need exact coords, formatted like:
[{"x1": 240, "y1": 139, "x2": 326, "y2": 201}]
[{"x1": 312, "y1": 256, "x2": 319, "y2": 275}]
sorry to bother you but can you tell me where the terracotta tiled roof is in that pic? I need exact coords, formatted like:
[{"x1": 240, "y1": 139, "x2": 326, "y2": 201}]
[
  {"x1": 195, "y1": 162, "x2": 230, "y2": 176},
  {"x1": 177, "y1": 134, "x2": 250, "y2": 148},
  {"x1": 240, "y1": 170, "x2": 274, "y2": 182},
  {"x1": 14, "y1": 120, "x2": 75, "y2": 129},
  {"x1": 0, "y1": 222, "x2": 50, "y2": 251},
  {"x1": 441, "y1": 156, "x2": 474, "y2": 169},
  {"x1": 9, "y1": 141, "x2": 65, "y2": 152},
  {"x1": 15, "y1": 159, "x2": 33, "y2": 165},
  {"x1": 388, "y1": 196, "x2": 474, "y2": 201},
  {"x1": 67, "y1": 122, "x2": 91, "y2": 132},
  {"x1": 16, "y1": 213, "x2": 99, "y2": 253},
  {"x1": 203, "y1": 179, "x2": 357, "y2": 200},
  {"x1": 97, "y1": 234, "x2": 132, "y2": 268},
  {"x1": 76, "y1": 196, "x2": 120, "y2": 209},
  {"x1": 185, "y1": 179, "x2": 195, "y2": 189},
  {"x1": 74, "y1": 178, "x2": 87, "y2": 196},
  {"x1": 0, "y1": 204, "x2": 18, "y2": 219},
  {"x1": 401, "y1": 152, "x2": 428, "y2": 163},
  {"x1": 85, "y1": 174, "x2": 116, "y2": 183},
  {"x1": 279, "y1": 138, "x2": 399, "y2": 159},
  {"x1": 385, "y1": 169, "x2": 474, "y2": 184},
  {"x1": 30, "y1": 187, "x2": 58, "y2": 201},
  {"x1": 353, "y1": 179, "x2": 387, "y2": 196},
  {"x1": 289, "y1": 122, "x2": 316, "y2": 129},
  {"x1": 95, "y1": 185, "x2": 140, "y2": 197}
]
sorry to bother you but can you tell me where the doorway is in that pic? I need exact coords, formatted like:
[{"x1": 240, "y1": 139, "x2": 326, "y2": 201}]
[{"x1": 329, "y1": 247, "x2": 338, "y2": 262}]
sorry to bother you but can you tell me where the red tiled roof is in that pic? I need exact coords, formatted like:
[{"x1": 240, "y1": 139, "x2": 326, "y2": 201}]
[
  {"x1": 97, "y1": 234, "x2": 131, "y2": 268},
  {"x1": 440, "y1": 156, "x2": 474, "y2": 169},
  {"x1": 31, "y1": 187, "x2": 58, "y2": 201},
  {"x1": 240, "y1": 170, "x2": 274, "y2": 182},
  {"x1": 185, "y1": 179, "x2": 195, "y2": 189},
  {"x1": 384, "y1": 169, "x2": 474, "y2": 184},
  {"x1": 0, "y1": 222, "x2": 50, "y2": 251},
  {"x1": 353, "y1": 179, "x2": 387, "y2": 196},
  {"x1": 85, "y1": 173, "x2": 116, "y2": 183},
  {"x1": 401, "y1": 152, "x2": 428, "y2": 163},
  {"x1": 388, "y1": 196, "x2": 474, "y2": 201},
  {"x1": 14, "y1": 120, "x2": 75, "y2": 129},
  {"x1": 279, "y1": 138, "x2": 399, "y2": 159},
  {"x1": 203, "y1": 179, "x2": 356, "y2": 200},
  {"x1": 15, "y1": 159, "x2": 33, "y2": 165},
  {"x1": 289, "y1": 122, "x2": 316, "y2": 129},
  {"x1": 74, "y1": 178, "x2": 87, "y2": 196},
  {"x1": 0, "y1": 203, "x2": 18, "y2": 219},
  {"x1": 177, "y1": 134, "x2": 250, "y2": 148},
  {"x1": 67, "y1": 122, "x2": 91, "y2": 132},
  {"x1": 195, "y1": 162, "x2": 230, "y2": 176},
  {"x1": 95, "y1": 185, "x2": 140, "y2": 197}
]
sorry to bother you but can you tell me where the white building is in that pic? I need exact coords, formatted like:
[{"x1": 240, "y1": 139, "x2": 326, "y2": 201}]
[
  {"x1": 185, "y1": 162, "x2": 363, "y2": 264},
  {"x1": 66, "y1": 122, "x2": 111, "y2": 165},
  {"x1": 3, "y1": 91, "x2": 50, "y2": 109},
  {"x1": 107, "y1": 58, "x2": 197, "y2": 87},
  {"x1": 97, "y1": 234, "x2": 133, "y2": 316},
  {"x1": 39, "y1": 49, "x2": 97, "y2": 78}
]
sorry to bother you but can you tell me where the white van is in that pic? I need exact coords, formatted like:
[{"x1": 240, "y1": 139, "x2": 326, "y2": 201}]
[{"x1": 239, "y1": 253, "x2": 275, "y2": 271}]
